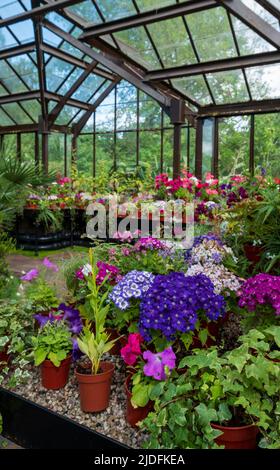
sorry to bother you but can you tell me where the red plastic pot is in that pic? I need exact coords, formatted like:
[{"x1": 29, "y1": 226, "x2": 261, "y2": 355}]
[
  {"x1": 76, "y1": 361, "x2": 115, "y2": 412},
  {"x1": 125, "y1": 376, "x2": 153, "y2": 427},
  {"x1": 41, "y1": 356, "x2": 71, "y2": 390},
  {"x1": 211, "y1": 423, "x2": 259, "y2": 449}
]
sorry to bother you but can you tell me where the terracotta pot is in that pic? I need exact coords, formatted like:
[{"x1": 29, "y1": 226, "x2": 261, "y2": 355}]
[
  {"x1": 76, "y1": 361, "x2": 114, "y2": 412},
  {"x1": 41, "y1": 356, "x2": 71, "y2": 390},
  {"x1": 211, "y1": 423, "x2": 259, "y2": 449},
  {"x1": 125, "y1": 376, "x2": 153, "y2": 427},
  {"x1": 106, "y1": 328, "x2": 127, "y2": 356}
]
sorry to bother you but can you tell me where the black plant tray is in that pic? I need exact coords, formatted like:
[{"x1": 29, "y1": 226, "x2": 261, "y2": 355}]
[{"x1": 0, "y1": 387, "x2": 128, "y2": 449}]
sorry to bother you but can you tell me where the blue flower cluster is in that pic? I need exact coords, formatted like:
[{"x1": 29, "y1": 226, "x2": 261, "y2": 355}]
[
  {"x1": 139, "y1": 272, "x2": 225, "y2": 340},
  {"x1": 109, "y1": 270, "x2": 155, "y2": 310}
]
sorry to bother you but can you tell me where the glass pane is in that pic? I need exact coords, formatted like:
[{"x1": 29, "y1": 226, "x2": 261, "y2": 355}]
[
  {"x1": 117, "y1": 82, "x2": 137, "y2": 104},
  {"x1": 95, "y1": 104, "x2": 115, "y2": 131},
  {"x1": 88, "y1": 80, "x2": 109, "y2": 104},
  {"x1": 139, "y1": 130, "x2": 161, "y2": 174},
  {"x1": 162, "y1": 129, "x2": 173, "y2": 175},
  {"x1": 0, "y1": 60, "x2": 28, "y2": 93},
  {"x1": 95, "y1": 0, "x2": 136, "y2": 21},
  {"x1": 139, "y1": 92, "x2": 161, "y2": 129},
  {"x1": 231, "y1": 15, "x2": 276, "y2": 54},
  {"x1": 66, "y1": 0, "x2": 102, "y2": 24},
  {"x1": 240, "y1": 0, "x2": 280, "y2": 29},
  {"x1": 95, "y1": 133, "x2": 114, "y2": 176},
  {"x1": 246, "y1": 64, "x2": 280, "y2": 99},
  {"x1": 117, "y1": 104, "x2": 137, "y2": 130},
  {"x1": 57, "y1": 68, "x2": 84, "y2": 95},
  {"x1": 48, "y1": 133, "x2": 64, "y2": 175},
  {"x1": 2, "y1": 102, "x2": 32, "y2": 124},
  {"x1": 0, "y1": 107, "x2": 14, "y2": 125},
  {"x1": 42, "y1": 27, "x2": 63, "y2": 48},
  {"x1": 219, "y1": 116, "x2": 250, "y2": 177},
  {"x1": 137, "y1": 0, "x2": 175, "y2": 11},
  {"x1": 55, "y1": 105, "x2": 81, "y2": 125},
  {"x1": 46, "y1": 57, "x2": 77, "y2": 92},
  {"x1": 72, "y1": 74, "x2": 105, "y2": 102},
  {"x1": 9, "y1": 20, "x2": 34, "y2": 44},
  {"x1": 207, "y1": 70, "x2": 249, "y2": 104},
  {"x1": 147, "y1": 17, "x2": 197, "y2": 67},
  {"x1": 254, "y1": 113, "x2": 280, "y2": 177},
  {"x1": 202, "y1": 119, "x2": 214, "y2": 176},
  {"x1": 116, "y1": 131, "x2": 136, "y2": 171},
  {"x1": 0, "y1": 26, "x2": 21, "y2": 49},
  {"x1": 21, "y1": 100, "x2": 41, "y2": 121},
  {"x1": 21, "y1": 133, "x2": 35, "y2": 163},
  {"x1": 7, "y1": 55, "x2": 38, "y2": 90},
  {"x1": 77, "y1": 134, "x2": 93, "y2": 176},
  {"x1": 45, "y1": 12, "x2": 73, "y2": 32},
  {"x1": 0, "y1": 1, "x2": 24, "y2": 18},
  {"x1": 114, "y1": 27, "x2": 160, "y2": 69},
  {"x1": 187, "y1": 7, "x2": 237, "y2": 61},
  {"x1": 172, "y1": 76, "x2": 212, "y2": 106},
  {"x1": 3, "y1": 134, "x2": 16, "y2": 156}
]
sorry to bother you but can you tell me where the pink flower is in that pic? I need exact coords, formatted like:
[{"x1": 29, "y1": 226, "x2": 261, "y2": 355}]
[
  {"x1": 206, "y1": 189, "x2": 219, "y2": 195},
  {"x1": 42, "y1": 257, "x2": 59, "y2": 272},
  {"x1": 143, "y1": 347, "x2": 176, "y2": 381},
  {"x1": 20, "y1": 269, "x2": 39, "y2": 281},
  {"x1": 57, "y1": 177, "x2": 71, "y2": 186},
  {"x1": 121, "y1": 333, "x2": 142, "y2": 366},
  {"x1": 231, "y1": 175, "x2": 246, "y2": 184},
  {"x1": 75, "y1": 269, "x2": 84, "y2": 280}
]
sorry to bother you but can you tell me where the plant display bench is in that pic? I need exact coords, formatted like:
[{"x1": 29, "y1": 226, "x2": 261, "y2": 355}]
[{"x1": 0, "y1": 387, "x2": 127, "y2": 449}]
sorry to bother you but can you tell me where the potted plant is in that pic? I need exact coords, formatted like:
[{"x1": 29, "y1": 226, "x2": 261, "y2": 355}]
[
  {"x1": 75, "y1": 249, "x2": 118, "y2": 412},
  {"x1": 141, "y1": 329, "x2": 280, "y2": 449},
  {"x1": 32, "y1": 321, "x2": 73, "y2": 390}
]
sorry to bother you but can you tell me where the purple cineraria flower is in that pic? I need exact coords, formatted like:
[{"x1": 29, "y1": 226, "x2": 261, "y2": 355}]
[
  {"x1": 139, "y1": 272, "x2": 225, "y2": 341},
  {"x1": 134, "y1": 237, "x2": 167, "y2": 252},
  {"x1": 42, "y1": 257, "x2": 59, "y2": 272},
  {"x1": 143, "y1": 347, "x2": 176, "y2": 381},
  {"x1": 109, "y1": 270, "x2": 155, "y2": 310},
  {"x1": 212, "y1": 252, "x2": 223, "y2": 264},
  {"x1": 20, "y1": 268, "x2": 39, "y2": 281},
  {"x1": 238, "y1": 273, "x2": 280, "y2": 315}
]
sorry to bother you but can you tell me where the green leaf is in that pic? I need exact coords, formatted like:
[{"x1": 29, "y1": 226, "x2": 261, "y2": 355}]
[
  {"x1": 198, "y1": 328, "x2": 208, "y2": 346},
  {"x1": 195, "y1": 403, "x2": 217, "y2": 426},
  {"x1": 131, "y1": 383, "x2": 150, "y2": 408}
]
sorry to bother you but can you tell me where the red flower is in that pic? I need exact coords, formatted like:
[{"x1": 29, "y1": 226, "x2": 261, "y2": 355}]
[{"x1": 121, "y1": 333, "x2": 142, "y2": 366}]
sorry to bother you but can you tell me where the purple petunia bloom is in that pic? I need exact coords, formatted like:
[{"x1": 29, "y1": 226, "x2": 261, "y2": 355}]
[
  {"x1": 21, "y1": 268, "x2": 39, "y2": 281},
  {"x1": 72, "y1": 338, "x2": 82, "y2": 361},
  {"x1": 58, "y1": 303, "x2": 83, "y2": 334},
  {"x1": 34, "y1": 311, "x2": 63, "y2": 327},
  {"x1": 143, "y1": 347, "x2": 176, "y2": 381},
  {"x1": 42, "y1": 257, "x2": 59, "y2": 272}
]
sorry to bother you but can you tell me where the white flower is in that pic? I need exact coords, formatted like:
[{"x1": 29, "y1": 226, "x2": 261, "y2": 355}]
[
  {"x1": 47, "y1": 195, "x2": 58, "y2": 200},
  {"x1": 82, "y1": 263, "x2": 92, "y2": 276}
]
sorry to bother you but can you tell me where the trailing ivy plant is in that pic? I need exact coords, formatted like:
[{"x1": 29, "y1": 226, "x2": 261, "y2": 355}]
[
  {"x1": 0, "y1": 299, "x2": 34, "y2": 388},
  {"x1": 141, "y1": 328, "x2": 280, "y2": 449}
]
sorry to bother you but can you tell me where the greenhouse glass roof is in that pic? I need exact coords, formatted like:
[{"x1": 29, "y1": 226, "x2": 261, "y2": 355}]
[{"x1": 0, "y1": 0, "x2": 280, "y2": 131}]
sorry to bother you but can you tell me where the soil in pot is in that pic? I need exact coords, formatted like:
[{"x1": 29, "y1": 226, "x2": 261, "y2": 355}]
[
  {"x1": 211, "y1": 423, "x2": 259, "y2": 449},
  {"x1": 75, "y1": 361, "x2": 115, "y2": 413},
  {"x1": 41, "y1": 356, "x2": 71, "y2": 390},
  {"x1": 125, "y1": 376, "x2": 153, "y2": 428}
]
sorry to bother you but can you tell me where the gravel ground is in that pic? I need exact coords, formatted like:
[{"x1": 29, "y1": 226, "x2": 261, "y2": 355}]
[{"x1": 10, "y1": 354, "x2": 146, "y2": 449}]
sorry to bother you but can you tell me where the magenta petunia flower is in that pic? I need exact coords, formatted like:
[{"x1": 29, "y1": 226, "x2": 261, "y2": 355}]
[
  {"x1": 20, "y1": 268, "x2": 39, "y2": 281},
  {"x1": 42, "y1": 257, "x2": 59, "y2": 272},
  {"x1": 121, "y1": 333, "x2": 142, "y2": 366},
  {"x1": 143, "y1": 347, "x2": 176, "y2": 381}
]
